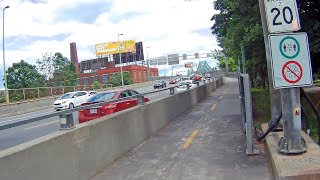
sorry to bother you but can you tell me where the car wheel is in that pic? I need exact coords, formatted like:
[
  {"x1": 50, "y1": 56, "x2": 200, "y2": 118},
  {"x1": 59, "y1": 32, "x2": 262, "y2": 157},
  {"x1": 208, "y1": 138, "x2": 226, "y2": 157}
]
[{"x1": 69, "y1": 103, "x2": 74, "y2": 109}]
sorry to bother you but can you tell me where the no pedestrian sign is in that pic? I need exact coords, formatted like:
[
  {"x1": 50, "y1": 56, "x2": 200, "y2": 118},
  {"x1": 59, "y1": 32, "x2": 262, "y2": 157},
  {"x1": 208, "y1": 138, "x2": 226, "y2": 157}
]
[{"x1": 269, "y1": 33, "x2": 312, "y2": 89}]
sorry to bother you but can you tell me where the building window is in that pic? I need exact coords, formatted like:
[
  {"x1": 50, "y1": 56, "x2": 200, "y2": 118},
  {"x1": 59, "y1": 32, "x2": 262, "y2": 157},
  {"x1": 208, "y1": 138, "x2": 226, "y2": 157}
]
[
  {"x1": 102, "y1": 74, "x2": 108, "y2": 83},
  {"x1": 82, "y1": 77, "x2": 89, "y2": 85},
  {"x1": 76, "y1": 78, "x2": 80, "y2": 86},
  {"x1": 92, "y1": 76, "x2": 98, "y2": 83}
]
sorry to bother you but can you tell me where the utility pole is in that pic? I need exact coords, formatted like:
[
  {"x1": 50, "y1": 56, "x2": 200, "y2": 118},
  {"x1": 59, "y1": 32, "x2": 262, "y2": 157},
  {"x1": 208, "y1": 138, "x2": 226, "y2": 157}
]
[
  {"x1": 146, "y1": 47, "x2": 150, "y2": 81},
  {"x1": 117, "y1": 34, "x2": 124, "y2": 86},
  {"x1": 3, "y1": 6, "x2": 10, "y2": 103}
]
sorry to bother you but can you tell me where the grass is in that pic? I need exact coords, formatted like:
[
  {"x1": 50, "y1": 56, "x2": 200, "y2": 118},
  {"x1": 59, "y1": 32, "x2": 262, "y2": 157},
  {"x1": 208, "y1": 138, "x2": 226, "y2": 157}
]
[
  {"x1": 251, "y1": 88, "x2": 271, "y2": 129},
  {"x1": 251, "y1": 88, "x2": 319, "y2": 143},
  {"x1": 313, "y1": 79, "x2": 320, "y2": 86}
]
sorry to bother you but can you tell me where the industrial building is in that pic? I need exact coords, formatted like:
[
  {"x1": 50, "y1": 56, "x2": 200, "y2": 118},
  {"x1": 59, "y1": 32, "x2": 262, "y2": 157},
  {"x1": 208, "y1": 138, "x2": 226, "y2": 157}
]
[{"x1": 70, "y1": 42, "x2": 158, "y2": 85}]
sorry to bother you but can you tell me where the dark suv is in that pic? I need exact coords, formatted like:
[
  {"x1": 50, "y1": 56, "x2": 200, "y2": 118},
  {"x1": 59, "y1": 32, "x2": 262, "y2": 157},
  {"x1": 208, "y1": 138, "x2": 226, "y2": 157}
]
[{"x1": 154, "y1": 80, "x2": 167, "y2": 89}]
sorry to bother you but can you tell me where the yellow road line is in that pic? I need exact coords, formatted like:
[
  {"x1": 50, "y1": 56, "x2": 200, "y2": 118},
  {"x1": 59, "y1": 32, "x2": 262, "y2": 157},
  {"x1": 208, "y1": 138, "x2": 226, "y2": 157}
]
[
  {"x1": 25, "y1": 120, "x2": 59, "y2": 130},
  {"x1": 211, "y1": 104, "x2": 217, "y2": 111},
  {"x1": 219, "y1": 96, "x2": 223, "y2": 100},
  {"x1": 181, "y1": 130, "x2": 199, "y2": 149}
]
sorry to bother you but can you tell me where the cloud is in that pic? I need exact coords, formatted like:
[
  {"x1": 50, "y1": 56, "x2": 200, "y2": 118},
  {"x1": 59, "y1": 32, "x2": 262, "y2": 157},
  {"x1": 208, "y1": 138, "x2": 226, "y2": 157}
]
[{"x1": 0, "y1": 0, "x2": 219, "y2": 88}]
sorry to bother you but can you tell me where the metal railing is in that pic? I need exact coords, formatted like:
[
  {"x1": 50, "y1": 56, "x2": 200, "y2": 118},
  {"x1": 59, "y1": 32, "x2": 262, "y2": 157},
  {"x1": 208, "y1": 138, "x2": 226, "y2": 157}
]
[
  {"x1": 0, "y1": 76, "x2": 223, "y2": 131},
  {"x1": 0, "y1": 84, "x2": 113, "y2": 103},
  {"x1": 300, "y1": 87, "x2": 320, "y2": 145},
  {"x1": 238, "y1": 73, "x2": 259, "y2": 155}
]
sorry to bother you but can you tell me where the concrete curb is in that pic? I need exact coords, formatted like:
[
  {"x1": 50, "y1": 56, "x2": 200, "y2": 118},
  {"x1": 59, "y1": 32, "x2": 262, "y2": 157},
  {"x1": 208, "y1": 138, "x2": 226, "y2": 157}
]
[{"x1": 262, "y1": 123, "x2": 320, "y2": 180}]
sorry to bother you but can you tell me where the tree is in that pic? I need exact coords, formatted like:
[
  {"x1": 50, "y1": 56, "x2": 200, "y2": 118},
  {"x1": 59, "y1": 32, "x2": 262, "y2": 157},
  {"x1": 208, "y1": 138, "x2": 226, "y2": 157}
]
[
  {"x1": 218, "y1": 57, "x2": 238, "y2": 72},
  {"x1": 109, "y1": 72, "x2": 133, "y2": 87},
  {"x1": 211, "y1": 0, "x2": 273, "y2": 88},
  {"x1": 37, "y1": 52, "x2": 77, "y2": 86},
  {"x1": 298, "y1": 0, "x2": 320, "y2": 74},
  {"x1": 210, "y1": 0, "x2": 320, "y2": 86},
  {"x1": 6, "y1": 60, "x2": 46, "y2": 89},
  {"x1": 36, "y1": 52, "x2": 55, "y2": 80}
]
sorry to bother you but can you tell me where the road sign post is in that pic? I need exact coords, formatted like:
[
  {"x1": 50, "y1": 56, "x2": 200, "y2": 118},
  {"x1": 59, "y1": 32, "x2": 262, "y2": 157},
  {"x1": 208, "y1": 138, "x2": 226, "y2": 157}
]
[
  {"x1": 258, "y1": 0, "x2": 283, "y2": 137},
  {"x1": 269, "y1": 32, "x2": 311, "y2": 154},
  {"x1": 260, "y1": 0, "x2": 311, "y2": 155}
]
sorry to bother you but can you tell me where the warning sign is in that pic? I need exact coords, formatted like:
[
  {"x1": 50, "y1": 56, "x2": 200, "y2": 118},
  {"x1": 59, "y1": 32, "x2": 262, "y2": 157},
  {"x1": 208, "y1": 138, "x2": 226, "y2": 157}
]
[{"x1": 269, "y1": 33, "x2": 312, "y2": 89}]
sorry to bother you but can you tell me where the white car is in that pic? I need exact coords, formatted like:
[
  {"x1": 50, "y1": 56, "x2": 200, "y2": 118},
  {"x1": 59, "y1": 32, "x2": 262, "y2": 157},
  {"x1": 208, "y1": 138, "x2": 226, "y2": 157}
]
[
  {"x1": 53, "y1": 91, "x2": 90, "y2": 111},
  {"x1": 176, "y1": 80, "x2": 197, "y2": 92}
]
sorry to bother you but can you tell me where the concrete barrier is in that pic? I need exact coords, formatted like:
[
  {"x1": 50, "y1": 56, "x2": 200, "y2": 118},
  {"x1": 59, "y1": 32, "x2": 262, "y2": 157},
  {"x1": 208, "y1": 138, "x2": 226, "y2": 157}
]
[
  {"x1": 0, "y1": 81, "x2": 156, "y2": 119},
  {"x1": 0, "y1": 78, "x2": 223, "y2": 180}
]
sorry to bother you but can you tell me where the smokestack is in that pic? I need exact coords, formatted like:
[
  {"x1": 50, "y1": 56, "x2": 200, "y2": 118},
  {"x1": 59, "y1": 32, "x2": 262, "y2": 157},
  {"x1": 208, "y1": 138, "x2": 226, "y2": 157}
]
[{"x1": 70, "y1": 42, "x2": 79, "y2": 74}]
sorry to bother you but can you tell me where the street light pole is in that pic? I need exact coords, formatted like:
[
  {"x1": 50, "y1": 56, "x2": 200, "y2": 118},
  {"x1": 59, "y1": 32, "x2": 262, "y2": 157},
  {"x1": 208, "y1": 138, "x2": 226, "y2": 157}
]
[
  {"x1": 2, "y1": 6, "x2": 9, "y2": 103},
  {"x1": 118, "y1": 34, "x2": 124, "y2": 86},
  {"x1": 146, "y1": 47, "x2": 150, "y2": 81}
]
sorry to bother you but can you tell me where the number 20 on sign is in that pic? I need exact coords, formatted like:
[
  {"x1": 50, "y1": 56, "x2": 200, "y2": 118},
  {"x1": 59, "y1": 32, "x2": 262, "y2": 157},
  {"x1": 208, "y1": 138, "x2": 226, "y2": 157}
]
[{"x1": 264, "y1": 0, "x2": 300, "y2": 33}]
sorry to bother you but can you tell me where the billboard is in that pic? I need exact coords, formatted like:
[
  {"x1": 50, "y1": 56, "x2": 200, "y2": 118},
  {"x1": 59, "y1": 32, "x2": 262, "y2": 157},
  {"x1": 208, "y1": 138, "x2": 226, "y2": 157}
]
[
  {"x1": 95, "y1": 40, "x2": 136, "y2": 56},
  {"x1": 168, "y1": 53, "x2": 179, "y2": 65},
  {"x1": 185, "y1": 63, "x2": 193, "y2": 68}
]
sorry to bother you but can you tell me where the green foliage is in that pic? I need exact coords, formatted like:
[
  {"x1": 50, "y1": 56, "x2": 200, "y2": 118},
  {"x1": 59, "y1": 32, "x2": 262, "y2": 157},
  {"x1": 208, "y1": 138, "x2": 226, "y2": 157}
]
[
  {"x1": 211, "y1": 0, "x2": 320, "y2": 85},
  {"x1": 93, "y1": 81, "x2": 100, "y2": 90},
  {"x1": 218, "y1": 57, "x2": 238, "y2": 72},
  {"x1": 109, "y1": 72, "x2": 133, "y2": 87},
  {"x1": 37, "y1": 52, "x2": 77, "y2": 86},
  {"x1": 211, "y1": 0, "x2": 267, "y2": 88},
  {"x1": 6, "y1": 60, "x2": 47, "y2": 89},
  {"x1": 251, "y1": 88, "x2": 271, "y2": 128}
]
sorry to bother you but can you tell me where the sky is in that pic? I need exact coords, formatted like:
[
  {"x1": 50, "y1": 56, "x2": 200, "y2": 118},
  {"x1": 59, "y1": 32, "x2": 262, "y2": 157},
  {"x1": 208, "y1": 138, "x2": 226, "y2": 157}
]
[{"x1": 0, "y1": 0, "x2": 220, "y2": 88}]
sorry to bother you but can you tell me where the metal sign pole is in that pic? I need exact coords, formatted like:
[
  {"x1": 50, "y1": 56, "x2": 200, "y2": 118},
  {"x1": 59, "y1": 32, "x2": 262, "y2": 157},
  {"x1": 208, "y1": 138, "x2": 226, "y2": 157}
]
[
  {"x1": 258, "y1": 0, "x2": 283, "y2": 128},
  {"x1": 278, "y1": 87, "x2": 307, "y2": 154}
]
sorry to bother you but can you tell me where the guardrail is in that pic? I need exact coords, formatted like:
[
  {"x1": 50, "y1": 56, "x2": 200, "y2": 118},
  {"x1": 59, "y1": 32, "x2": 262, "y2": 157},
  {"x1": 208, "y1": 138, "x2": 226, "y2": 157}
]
[
  {"x1": 0, "y1": 84, "x2": 113, "y2": 103},
  {"x1": 0, "y1": 77, "x2": 221, "y2": 131},
  {"x1": 238, "y1": 73, "x2": 259, "y2": 155}
]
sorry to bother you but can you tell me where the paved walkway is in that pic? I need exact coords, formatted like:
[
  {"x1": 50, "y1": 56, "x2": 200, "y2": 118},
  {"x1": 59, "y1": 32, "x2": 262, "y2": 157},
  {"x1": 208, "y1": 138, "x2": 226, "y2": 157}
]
[{"x1": 93, "y1": 77, "x2": 274, "y2": 180}]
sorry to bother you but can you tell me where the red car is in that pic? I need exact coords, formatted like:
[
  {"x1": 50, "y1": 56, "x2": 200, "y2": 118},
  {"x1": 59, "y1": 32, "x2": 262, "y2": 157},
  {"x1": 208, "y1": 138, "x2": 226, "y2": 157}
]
[
  {"x1": 79, "y1": 89, "x2": 150, "y2": 123},
  {"x1": 169, "y1": 78, "x2": 177, "y2": 84},
  {"x1": 193, "y1": 75, "x2": 202, "y2": 82}
]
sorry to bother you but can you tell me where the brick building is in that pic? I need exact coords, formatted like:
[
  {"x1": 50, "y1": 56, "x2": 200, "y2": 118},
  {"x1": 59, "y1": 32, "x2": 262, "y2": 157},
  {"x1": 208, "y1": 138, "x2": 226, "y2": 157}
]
[
  {"x1": 70, "y1": 42, "x2": 158, "y2": 86},
  {"x1": 77, "y1": 65, "x2": 158, "y2": 86}
]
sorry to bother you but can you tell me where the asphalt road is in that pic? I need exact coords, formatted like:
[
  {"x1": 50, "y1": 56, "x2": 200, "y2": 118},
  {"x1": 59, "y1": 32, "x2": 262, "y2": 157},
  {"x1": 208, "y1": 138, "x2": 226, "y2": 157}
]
[{"x1": 0, "y1": 81, "x2": 187, "y2": 151}]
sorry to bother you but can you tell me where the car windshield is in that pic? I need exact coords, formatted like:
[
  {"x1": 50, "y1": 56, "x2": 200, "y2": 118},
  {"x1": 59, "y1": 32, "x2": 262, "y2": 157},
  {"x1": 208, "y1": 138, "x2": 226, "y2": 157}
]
[
  {"x1": 59, "y1": 93, "x2": 74, "y2": 100},
  {"x1": 179, "y1": 81, "x2": 192, "y2": 86},
  {"x1": 155, "y1": 80, "x2": 162, "y2": 83},
  {"x1": 87, "y1": 92, "x2": 116, "y2": 103}
]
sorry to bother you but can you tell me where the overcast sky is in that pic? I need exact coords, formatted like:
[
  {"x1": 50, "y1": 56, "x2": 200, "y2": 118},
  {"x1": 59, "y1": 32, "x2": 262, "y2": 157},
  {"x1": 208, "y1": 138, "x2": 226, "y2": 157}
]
[{"x1": 0, "y1": 0, "x2": 220, "y2": 87}]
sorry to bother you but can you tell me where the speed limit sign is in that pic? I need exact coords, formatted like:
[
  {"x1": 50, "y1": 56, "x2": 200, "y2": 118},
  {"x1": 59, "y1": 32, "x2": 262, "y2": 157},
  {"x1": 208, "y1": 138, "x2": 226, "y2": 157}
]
[{"x1": 264, "y1": 0, "x2": 300, "y2": 33}]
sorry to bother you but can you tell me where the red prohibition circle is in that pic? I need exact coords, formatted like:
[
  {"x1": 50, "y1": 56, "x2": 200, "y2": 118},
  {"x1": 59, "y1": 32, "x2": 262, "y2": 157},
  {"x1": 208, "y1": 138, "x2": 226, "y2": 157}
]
[{"x1": 282, "y1": 60, "x2": 303, "y2": 84}]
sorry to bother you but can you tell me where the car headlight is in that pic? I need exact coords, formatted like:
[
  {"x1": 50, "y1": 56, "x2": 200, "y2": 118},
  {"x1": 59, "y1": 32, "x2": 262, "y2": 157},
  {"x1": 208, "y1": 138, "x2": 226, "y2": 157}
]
[{"x1": 61, "y1": 100, "x2": 68, "y2": 104}]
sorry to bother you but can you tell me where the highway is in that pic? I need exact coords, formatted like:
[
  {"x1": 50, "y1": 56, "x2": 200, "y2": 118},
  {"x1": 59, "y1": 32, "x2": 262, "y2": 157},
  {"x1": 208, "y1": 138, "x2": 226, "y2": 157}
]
[{"x1": 0, "y1": 81, "x2": 183, "y2": 151}]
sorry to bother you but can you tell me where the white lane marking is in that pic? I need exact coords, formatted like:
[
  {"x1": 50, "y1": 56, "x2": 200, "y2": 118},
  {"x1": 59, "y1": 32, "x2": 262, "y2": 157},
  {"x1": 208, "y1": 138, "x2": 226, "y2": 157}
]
[{"x1": 24, "y1": 120, "x2": 60, "y2": 130}]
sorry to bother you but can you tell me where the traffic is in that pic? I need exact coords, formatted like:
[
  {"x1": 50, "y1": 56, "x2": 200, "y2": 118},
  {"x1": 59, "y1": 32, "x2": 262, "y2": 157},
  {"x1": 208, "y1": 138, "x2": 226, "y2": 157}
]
[{"x1": 0, "y1": 76, "x2": 211, "y2": 151}]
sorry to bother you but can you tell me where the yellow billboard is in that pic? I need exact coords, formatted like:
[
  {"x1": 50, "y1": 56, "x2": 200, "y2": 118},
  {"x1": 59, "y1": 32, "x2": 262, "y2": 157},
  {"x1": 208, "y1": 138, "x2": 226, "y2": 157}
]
[{"x1": 95, "y1": 40, "x2": 136, "y2": 56}]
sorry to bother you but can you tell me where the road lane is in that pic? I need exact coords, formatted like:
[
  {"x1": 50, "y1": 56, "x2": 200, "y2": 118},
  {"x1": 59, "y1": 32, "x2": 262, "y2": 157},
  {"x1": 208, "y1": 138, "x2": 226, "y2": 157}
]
[{"x1": 0, "y1": 80, "x2": 206, "y2": 151}]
